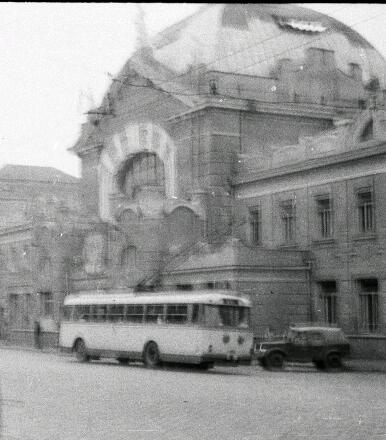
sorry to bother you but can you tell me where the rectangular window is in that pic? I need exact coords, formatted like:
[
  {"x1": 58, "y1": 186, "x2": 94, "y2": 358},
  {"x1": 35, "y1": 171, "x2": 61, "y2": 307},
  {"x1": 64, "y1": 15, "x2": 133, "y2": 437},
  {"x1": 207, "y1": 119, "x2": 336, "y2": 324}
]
[
  {"x1": 281, "y1": 200, "x2": 296, "y2": 244},
  {"x1": 317, "y1": 197, "x2": 332, "y2": 238},
  {"x1": 126, "y1": 305, "x2": 144, "y2": 323},
  {"x1": 249, "y1": 208, "x2": 261, "y2": 244},
  {"x1": 40, "y1": 292, "x2": 54, "y2": 317},
  {"x1": 94, "y1": 304, "x2": 107, "y2": 322},
  {"x1": 73, "y1": 305, "x2": 90, "y2": 322},
  {"x1": 357, "y1": 190, "x2": 375, "y2": 234},
  {"x1": 23, "y1": 294, "x2": 31, "y2": 327},
  {"x1": 166, "y1": 304, "x2": 188, "y2": 324},
  {"x1": 9, "y1": 294, "x2": 17, "y2": 326},
  {"x1": 359, "y1": 279, "x2": 378, "y2": 332},
  {"x1": 191, "y1": 304, "x2": 201, "y2": 323},
  {"x1": 107, "y1": 305, "x2": 125, "y2": 322},
  {"x1": 176, "y1": 284, "x2": 193, "y2": 291},
  {"x1": 90, "y1": 305, "x2": 98, "y2": 322},
  {"x1": 319, "y1": 281, "x2": 337, "y2": 324},
  {"x1": 145, "y1": 304, "x2": 164, "y2": 323}
]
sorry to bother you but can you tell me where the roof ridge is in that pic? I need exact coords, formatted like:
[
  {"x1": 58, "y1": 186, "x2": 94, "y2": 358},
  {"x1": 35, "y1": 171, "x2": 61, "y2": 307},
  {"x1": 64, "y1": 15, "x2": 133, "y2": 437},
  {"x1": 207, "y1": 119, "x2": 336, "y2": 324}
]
[{"x1": 0, "y1": 164, "x2": 79, "y2": 182}]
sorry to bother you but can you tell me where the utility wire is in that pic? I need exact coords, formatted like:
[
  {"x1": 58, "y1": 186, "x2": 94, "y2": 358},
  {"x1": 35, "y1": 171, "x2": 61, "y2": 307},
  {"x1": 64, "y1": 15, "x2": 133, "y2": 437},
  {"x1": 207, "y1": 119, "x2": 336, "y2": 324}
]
[
  {"x1": 124, "y1": 7, "x2": 386, "y2": 95},
  {"x1": 94, "y1": 11, "x2": 386, "y2": 122},
  {"x1": 132, "y1": 4, "x2": 352, "y2": 91}
]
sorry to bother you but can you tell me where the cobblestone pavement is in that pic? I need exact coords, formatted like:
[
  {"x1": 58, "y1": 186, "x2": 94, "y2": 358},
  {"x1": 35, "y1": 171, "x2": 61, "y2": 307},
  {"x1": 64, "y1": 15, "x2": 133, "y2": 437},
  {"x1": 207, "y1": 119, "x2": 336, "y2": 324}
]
[{"x1": 1, "y1": 349, "x2": 385, "y2": 440}]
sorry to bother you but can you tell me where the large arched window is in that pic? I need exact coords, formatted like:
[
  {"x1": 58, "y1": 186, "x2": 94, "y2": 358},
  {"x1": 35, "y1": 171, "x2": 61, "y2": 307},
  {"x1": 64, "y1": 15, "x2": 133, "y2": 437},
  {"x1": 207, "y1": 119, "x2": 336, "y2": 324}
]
[{"x1": 118, "y1": 153, "x2": 165, "y2": 198}]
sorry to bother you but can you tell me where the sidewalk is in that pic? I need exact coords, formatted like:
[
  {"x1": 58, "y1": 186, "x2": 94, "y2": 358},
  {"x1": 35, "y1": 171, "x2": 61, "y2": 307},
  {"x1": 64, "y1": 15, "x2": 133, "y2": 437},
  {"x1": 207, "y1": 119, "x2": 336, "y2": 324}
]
[
  {"x1": 0, "y1": 340, "x2": 59, "y2": 354},
  {"x1": 1, "y1": 341, "x2": 386, "y2": 372},
  {"x1": 345, "y1": 358, "x2": 386, "y2": 373}
]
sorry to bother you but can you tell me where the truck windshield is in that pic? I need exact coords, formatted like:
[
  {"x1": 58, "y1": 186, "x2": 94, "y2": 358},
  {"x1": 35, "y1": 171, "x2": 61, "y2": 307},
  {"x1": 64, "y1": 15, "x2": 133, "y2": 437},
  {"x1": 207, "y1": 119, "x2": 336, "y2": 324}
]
[{"x1": 204, "y1": 305, "x2": 250, "y2": 328}]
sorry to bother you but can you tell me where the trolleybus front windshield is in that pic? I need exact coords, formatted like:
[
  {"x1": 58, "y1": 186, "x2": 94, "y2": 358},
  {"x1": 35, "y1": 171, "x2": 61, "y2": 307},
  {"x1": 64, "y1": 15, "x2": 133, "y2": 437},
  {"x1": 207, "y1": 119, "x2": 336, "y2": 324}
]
[{"x1": 204, "y1": 305, "x2": 250, "y2": 328}]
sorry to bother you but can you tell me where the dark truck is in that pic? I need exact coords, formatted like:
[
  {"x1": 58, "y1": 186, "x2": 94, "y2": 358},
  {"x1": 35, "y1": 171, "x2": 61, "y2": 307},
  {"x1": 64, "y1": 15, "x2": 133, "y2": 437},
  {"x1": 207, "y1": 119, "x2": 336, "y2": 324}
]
[{"x1": 255, "y1": 326, "x2": 350, "y2": 370}]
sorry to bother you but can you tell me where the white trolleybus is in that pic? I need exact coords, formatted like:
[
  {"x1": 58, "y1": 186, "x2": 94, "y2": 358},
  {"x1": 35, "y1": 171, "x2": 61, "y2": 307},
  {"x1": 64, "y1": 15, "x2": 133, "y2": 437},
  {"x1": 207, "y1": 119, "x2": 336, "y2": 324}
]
[{"x1": 59, "y1": 290, "x2": 253, "y2": 368}]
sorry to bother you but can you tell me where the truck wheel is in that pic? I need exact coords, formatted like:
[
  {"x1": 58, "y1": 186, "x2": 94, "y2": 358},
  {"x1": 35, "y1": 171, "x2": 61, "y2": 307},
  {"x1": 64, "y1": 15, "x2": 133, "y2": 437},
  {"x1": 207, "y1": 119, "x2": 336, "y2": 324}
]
[
  {"x1": 313, "y1": 360, "x2": 326, "y2": 370},
  {"x1": 197, "y1": 362, "x2": 213, "y2": 370},
  {"x1": 265, "y1": 352, "x2": 284, "y2": 370},
  {"x1": 326, "y1": 352, "x2": 342, "y2": 370}
]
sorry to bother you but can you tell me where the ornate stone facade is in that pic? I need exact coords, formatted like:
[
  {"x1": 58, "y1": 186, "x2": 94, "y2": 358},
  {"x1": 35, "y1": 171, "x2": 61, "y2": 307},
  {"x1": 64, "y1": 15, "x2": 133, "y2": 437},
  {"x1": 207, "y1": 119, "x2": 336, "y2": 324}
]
[{"x1": 2, "y1": 5, "x2": 386, "y2": 348}]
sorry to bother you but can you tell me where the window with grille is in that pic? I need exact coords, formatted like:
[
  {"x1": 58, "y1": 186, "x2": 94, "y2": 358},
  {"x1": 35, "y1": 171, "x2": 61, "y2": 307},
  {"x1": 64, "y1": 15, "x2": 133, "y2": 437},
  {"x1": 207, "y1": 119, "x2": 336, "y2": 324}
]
[
  {"x1": 319, "y1": 281, "x2": 337, "y2": 324},
  {"x1": 249, "y1": 208, "x2": 261, "y2": 244},
  {"x1": 317, "y1": 197, "x2": 332, "y2": 238},
  {"x1": 281, "y1": 200, "x2": 296, "y2": 244},
  {"x1": 357, "y1": 190, "x2": 374, "y2": 234},
  {"x1": 359, "y1": 279, "x2": 378, "y2": 333}
]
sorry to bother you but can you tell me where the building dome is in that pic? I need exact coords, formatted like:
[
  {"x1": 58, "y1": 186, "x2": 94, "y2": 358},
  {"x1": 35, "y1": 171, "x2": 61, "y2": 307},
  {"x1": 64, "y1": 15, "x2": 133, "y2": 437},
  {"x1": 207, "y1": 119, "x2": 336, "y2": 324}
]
[{"x1": 151, "y1": 3, "x2": 386, "y2": 88}]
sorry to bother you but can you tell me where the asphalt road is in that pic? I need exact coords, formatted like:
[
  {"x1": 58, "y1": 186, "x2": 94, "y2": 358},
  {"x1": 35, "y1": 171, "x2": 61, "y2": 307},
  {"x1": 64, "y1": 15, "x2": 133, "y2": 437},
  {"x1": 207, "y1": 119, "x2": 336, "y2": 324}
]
[{"x1": 1, "y1": 349, "x2": 385, "y2": 440}]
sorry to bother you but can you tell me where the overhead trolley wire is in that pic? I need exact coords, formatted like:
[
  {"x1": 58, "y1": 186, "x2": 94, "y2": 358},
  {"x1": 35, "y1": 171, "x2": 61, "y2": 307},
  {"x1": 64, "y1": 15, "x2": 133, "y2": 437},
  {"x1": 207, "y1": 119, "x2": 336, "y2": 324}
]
[{"x1": 95, "y1": 10, "x2": 386, "y2": 122}]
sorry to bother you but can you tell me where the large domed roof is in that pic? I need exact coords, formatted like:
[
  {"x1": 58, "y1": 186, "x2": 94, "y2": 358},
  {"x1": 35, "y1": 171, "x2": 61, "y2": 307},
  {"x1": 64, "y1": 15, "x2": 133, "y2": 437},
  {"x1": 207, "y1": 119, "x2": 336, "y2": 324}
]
[{"x1": 151, "y1": 3, "x2": 386, "y2": 87}]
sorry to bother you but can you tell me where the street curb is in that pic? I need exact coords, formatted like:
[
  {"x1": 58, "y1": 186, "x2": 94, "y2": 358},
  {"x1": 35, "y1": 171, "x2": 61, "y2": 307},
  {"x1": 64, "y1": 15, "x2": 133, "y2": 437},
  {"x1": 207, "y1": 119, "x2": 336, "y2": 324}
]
[{"x1": 1, "y1": 345, "x2": 386, "y2": 372}]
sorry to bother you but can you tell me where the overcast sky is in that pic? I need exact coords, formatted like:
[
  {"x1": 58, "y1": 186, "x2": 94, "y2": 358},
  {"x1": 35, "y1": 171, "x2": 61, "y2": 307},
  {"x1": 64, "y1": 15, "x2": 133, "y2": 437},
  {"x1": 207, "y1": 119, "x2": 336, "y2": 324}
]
[{"x1": 0, "y1": 3, "x2": 385, "y2": 178}]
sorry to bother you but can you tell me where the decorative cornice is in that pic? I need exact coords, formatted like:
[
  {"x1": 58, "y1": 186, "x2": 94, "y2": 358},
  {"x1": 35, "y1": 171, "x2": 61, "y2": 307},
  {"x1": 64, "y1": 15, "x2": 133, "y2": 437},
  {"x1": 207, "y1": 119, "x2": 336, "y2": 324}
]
[{"x1": 233, "y1": 140, "x2": 386, "y2": 186}]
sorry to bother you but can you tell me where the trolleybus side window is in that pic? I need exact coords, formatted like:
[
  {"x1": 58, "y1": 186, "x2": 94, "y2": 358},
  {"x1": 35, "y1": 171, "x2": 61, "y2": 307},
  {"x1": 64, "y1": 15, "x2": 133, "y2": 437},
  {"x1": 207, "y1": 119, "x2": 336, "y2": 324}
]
[
  {"x1": 191, "y1": 304, "x2": 202, "y2": 324},
  {"x1": 107, "y1": 304, "x2": 125, "y2": 322},
  {"x1": 126, "y1": 305, "x2": 144, "y2": 323},
  {"x1": 90, "y1": 305, "x2": 98, "y2": 321},
  {"x1": 166, "y1": 304, "x2": 188, "y2": 324},
  {"x1": 145, "y1": 304, "x2": 164, "y2": 323},
  {"x1": 238, "y1": 307, "x2": 250, "y2": 328},
  {"x1": 95, "y1": 304, "x2": 107, "y2": 322},
  {"x1": 63, "y1": 305, "x2": 74, "y2": 321},
  {"x1": 74, "y1": 305, "x2": 90, "y2": 321}
]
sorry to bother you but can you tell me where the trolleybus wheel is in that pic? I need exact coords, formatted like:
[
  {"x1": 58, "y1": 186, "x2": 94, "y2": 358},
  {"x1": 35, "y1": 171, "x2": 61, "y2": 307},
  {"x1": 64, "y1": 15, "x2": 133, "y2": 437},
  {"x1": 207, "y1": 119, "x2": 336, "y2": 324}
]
[
  {"x1": 143, "y1": 342, "x2": 161, "y2": 368},
  {"x1": 325, "y1": 352, "x2": 342, "y2": 370},
  {"x1": 74, "y1": 339, "x2": 89, "y2": 363}
]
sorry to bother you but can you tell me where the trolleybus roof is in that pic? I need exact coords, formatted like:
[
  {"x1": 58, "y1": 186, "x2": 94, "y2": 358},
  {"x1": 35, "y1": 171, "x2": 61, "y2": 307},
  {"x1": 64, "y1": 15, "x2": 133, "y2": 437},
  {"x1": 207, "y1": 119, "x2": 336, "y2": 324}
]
[{"x1": 63, "y1": 290, "x2": 251, "y2": 307}]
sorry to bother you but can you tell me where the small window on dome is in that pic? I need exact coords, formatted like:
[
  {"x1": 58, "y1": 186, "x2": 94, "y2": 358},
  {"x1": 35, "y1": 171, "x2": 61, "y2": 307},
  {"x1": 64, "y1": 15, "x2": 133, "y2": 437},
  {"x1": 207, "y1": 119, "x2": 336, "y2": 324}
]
[
  {"x1": 274, "y1": 15, "x2": 327, "y2": 33},
  {"x1": 360, "y1": 119, "x2": 374, "y2": 142}
]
